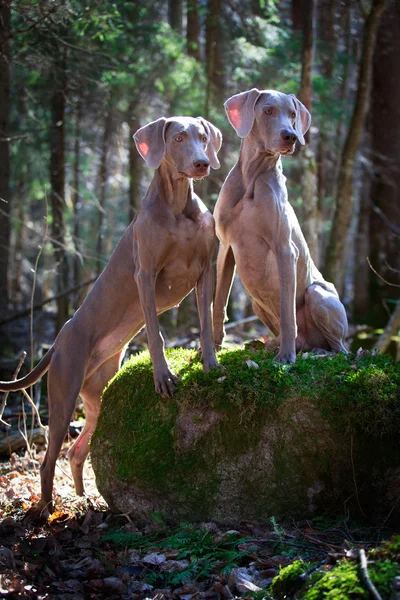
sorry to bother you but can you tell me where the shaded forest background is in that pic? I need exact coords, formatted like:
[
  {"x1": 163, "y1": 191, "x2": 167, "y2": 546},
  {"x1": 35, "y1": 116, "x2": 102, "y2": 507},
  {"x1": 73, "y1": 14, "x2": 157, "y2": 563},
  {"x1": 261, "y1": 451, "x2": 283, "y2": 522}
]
[{"x1": 0, "y1": 0, "x2": 399, "y2": 362}]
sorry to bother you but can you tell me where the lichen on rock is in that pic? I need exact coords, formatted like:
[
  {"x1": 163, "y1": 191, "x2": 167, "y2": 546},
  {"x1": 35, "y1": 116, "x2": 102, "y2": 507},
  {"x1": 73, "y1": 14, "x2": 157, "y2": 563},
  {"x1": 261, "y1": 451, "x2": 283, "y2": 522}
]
[{"x1": 90, "y1": 347, "x2": 400, "y2": 525}]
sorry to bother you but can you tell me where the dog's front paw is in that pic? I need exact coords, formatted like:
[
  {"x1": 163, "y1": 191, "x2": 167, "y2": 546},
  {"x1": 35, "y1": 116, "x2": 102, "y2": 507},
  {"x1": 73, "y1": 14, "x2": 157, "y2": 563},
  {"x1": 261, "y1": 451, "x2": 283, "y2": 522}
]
[
  {"x1": 274, "y1": 350, "x2": 296, "y2": 365},
  {"x1": 202, "y1": 355, "x2": 220, "y2": 372},
  {"x1": 154, "y1": 369, "x2": 179, "y2": 398}
]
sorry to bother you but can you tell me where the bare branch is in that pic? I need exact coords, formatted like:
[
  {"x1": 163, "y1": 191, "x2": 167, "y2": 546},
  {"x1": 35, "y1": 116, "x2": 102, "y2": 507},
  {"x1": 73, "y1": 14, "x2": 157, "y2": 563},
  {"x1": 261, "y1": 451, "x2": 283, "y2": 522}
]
[
  {"x1": 367, "y1": 257, "x2": 400, "y2": 287},
  {"x1": 358, "y1": 548, "x2": 383, "y2": 600},
  {"x1": 0, "y1": 351, "x2": 27, "y2": 427},
  {"x1": 0, "y1": 5, "x2": 58, "y2": 48}
]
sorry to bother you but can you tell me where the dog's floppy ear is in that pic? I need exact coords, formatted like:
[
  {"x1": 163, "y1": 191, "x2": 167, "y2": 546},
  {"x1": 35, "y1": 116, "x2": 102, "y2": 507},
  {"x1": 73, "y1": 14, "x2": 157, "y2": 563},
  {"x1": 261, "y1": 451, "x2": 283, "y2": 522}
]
[
  {"x1": 224, "y1": 88, "x2": 261, "y2": 138},
  {"x1": 288, "y1": 95, "x2": 311, "y2": 145},
  {"x1": 133, "y1": 117, "x2": 168, "y2": 169},
  {"x1": 197, "y1": 118, "x2": 222, "y2": 169}
]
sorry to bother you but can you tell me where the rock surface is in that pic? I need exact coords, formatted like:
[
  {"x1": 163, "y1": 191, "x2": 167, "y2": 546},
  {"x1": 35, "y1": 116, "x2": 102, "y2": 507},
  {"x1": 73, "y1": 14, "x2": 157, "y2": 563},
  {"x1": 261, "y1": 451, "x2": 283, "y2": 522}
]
[{"x1": 91, "y1": 347, "x2": 400, "y2": 525}]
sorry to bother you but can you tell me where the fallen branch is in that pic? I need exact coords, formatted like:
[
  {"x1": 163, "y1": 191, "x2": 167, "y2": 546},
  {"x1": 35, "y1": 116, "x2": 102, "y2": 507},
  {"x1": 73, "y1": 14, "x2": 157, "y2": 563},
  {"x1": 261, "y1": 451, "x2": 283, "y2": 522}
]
[
  {"x1": 0, "y1": 276, "x2": 97, "y2": 326},
  {"x1": 358, "y1": 548, "x2": 383, "y2": 600},
  {"x1": 0, "y1": 426, "x2": 46, "y2": 456}
]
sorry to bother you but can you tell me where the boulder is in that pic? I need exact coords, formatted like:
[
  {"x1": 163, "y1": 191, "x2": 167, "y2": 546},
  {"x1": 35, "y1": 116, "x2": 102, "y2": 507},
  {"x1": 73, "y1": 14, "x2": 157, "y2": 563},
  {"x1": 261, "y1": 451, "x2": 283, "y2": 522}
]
[{"x1": 91, "y1": 347, "x2": 400, "y2": 525}]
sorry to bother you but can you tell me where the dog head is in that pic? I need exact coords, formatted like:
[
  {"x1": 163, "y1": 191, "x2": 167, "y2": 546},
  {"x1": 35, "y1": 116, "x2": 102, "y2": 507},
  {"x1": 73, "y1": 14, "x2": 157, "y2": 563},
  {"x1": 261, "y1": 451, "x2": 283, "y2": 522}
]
[
  {"x1": 225, "y1": 88, "x2": 311, "y2": 155},
  {"x1": 134, "y1": 116, "x2": 222, "y2": 179}
]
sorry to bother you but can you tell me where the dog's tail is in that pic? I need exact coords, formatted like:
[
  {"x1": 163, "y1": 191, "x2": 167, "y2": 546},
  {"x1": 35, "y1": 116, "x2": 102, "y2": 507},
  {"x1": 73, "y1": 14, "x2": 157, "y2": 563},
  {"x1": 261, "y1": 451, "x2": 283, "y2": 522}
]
[{"x1": 0, "y1": 346, "x2": 55, "y2": 392}]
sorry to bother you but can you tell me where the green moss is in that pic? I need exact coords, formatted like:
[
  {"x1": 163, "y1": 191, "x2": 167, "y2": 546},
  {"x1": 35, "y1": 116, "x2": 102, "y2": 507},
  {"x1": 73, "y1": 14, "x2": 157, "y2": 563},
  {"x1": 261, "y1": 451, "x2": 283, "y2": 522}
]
[
  {"x1": 91, "y1": 347, "x2": 400, "y2": 521},
  {"x1": 303, "y1": 561, "x2": 367, "y2": 599},
  {"x1": 270, "y1": 560, "x2": 309, "y2": 598},
  {"x1": 269, "y1": 536, "x2": 400, "y2": 599}
]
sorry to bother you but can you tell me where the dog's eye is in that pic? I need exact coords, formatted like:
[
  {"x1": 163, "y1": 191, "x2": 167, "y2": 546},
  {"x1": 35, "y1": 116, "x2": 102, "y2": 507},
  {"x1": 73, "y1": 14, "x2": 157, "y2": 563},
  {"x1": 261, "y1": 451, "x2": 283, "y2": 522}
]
[
  {"x1": 175, "y1": 136, "x2": 183, "y2": 142},
  {"x1": 202, "y1": 136, "x2": 207, "y2": 143},
  {"x1": 291, "y1": 112, "x2": 296, "y2": 119},
  {"x1": 265, "y1": 108, "x2": 273, "y2": 115}
]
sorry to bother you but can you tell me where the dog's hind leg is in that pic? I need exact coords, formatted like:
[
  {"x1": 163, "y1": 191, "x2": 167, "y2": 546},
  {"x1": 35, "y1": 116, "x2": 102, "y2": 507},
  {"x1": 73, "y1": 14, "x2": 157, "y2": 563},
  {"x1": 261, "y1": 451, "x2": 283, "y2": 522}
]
[
  {"x1": 305, "y1": 283, "x2": 348, "y2": 353},
  {"x1": 68, "y1": 349, "x2": 125, "y2": 497},
  {"x1": 38, "y1": 349, "x2": 87, "y2": 514}
]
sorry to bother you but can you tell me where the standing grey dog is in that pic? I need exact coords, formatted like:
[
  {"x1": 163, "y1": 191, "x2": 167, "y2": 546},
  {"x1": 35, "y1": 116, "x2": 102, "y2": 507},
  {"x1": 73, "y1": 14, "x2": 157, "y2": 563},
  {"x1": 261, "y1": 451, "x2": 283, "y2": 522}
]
[
  {"x1": 0, "y1": 116, "x2": 222, "y2": 514},
  {"x1": 213, "y1": 88, "x2": 348, "y2": 362}
]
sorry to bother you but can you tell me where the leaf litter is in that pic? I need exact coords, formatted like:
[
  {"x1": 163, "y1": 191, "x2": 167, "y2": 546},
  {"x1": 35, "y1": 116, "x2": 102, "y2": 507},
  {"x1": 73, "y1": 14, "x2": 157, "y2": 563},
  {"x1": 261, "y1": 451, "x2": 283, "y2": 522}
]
[{"x1": 1, "y1": 443, "x2": 399, "y2": 599}]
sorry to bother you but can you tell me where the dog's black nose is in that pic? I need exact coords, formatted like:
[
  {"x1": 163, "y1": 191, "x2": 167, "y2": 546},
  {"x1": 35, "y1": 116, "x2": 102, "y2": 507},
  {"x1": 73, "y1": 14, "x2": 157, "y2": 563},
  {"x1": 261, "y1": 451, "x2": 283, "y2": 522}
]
[
  {"x1": 193, "y1": 159, "x2": 210, "y2": 170},
  {"x1": 281, "y1": 130, "x2": 298, "y2": 144}
]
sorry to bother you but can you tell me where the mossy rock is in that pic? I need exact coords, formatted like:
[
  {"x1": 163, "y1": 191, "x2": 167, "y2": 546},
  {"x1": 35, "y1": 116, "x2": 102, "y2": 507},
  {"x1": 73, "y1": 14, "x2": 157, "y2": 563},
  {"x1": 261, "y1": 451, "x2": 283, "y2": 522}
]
[{"x1": 91, "y1": 347, "x2": 400, "y2": 525}]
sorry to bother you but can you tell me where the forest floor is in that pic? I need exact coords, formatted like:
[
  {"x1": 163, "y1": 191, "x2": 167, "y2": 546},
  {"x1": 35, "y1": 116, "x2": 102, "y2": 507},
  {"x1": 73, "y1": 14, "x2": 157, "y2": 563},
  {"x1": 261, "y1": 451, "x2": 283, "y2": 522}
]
[{"x1": 1, "y1": 442, "x2": 399, "y2": 600}]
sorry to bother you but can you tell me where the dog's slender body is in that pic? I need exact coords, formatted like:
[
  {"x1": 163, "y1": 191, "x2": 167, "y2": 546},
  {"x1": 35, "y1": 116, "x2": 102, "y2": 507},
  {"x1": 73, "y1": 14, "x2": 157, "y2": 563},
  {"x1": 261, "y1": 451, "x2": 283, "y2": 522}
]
[
  {"x1": 0, "y1": 116, "x2": 222, "y2": 513},
  {"x1": 213, "y1": 89, "x2": 347, "y2": 362}
]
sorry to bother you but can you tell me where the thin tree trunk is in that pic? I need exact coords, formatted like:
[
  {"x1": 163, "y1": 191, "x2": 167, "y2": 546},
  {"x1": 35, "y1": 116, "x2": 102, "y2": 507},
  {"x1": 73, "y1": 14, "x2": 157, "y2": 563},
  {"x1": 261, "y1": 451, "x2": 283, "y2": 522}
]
[
  {"x1": 0, "y1": 0, "x2": 11, "y2": 321},
  {"x1": 292, "y1": 0, "x2": 302, "y2": 31},
  {"x1": 128, "y1": 111, "x2": 142, "y2": 223},
  {"x1": 50, "y1": 46, "x2": 69, "y2": 332},
  {"x1": 324, "y1": 0, "x2": 387, "y2": 291},
  {"x1": 96, "y1": 101, "x2": 113, "y2": 276},
  {"x1": 187, "y1": 0, "x2": 200, "y2": 60},
  {"x1": 72, "y1": 97, "x2": 82, "y2": 309},
  {"x1": 205, "y1": 0, "x2": 221, "y2": 119},
  {"x1": 168, "y1": 0, "x2": 182, "y2": 34},
  {"x1": 299, "y1": 0, "x2": 319, "y2": 265}
]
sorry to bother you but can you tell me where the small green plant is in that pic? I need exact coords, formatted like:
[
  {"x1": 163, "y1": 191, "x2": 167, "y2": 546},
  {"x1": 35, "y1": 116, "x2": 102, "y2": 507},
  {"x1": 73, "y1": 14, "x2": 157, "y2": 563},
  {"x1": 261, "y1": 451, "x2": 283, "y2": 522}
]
[
  {"x1": 270, "y1": 516, "x2": 285, "y2": 541},
  {"x1": 103, "y1": 523, "x2": 250, "y2": 586}
]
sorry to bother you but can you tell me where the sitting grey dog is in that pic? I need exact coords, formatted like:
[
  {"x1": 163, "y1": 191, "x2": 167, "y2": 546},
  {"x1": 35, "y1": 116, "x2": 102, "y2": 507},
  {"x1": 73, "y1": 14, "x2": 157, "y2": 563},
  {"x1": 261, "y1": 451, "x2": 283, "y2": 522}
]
[
  {"x1": 0, "y1": 115, "x2": 222, "y2": 513},
  {"x1": 213, "y1": 88, "x2": 348, "y2": 363}
]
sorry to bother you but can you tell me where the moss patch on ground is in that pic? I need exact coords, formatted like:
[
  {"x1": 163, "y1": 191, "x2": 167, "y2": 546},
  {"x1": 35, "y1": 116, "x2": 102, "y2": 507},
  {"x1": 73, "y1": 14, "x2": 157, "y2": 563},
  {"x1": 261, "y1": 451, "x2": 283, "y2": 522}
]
[
  {"x1": 91, "y1": 347, "x2": 400, "y2": 522},
  {"x1": 270, "y1": 535, "x2": 400, "y2": 599}
]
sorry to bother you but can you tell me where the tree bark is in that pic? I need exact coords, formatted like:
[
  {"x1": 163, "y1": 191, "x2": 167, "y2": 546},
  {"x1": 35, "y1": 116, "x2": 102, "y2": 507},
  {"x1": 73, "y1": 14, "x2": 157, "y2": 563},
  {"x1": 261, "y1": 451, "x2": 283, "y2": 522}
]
[
  {"x1": 128, "y1": 111, "x2": 142, "y2": 223},
  {"x1": 50, "y1": 46, "x2": 69, "y2": 332},
  {"x1": 299, "y1": 0, "x2": 319, "y2": 265},
  {"x1": 96, "y1": 101, "x2": 113, "y2": 276},
  {"x1": 324, "y1": 0, "x2": 388, "y2": 292},
  {"x1": 187, "y1": 0, "x2": 200, "y2": 60},
  {"x1": 72, "y1": 97, "x2": 82, "y2": 309},
  {"x1": 0, "y1": 0, "x2": 11, "y2": 321},
  {"x1": 205, "y1": 0, "x2": 222, "y2": 119},
  {"x1": 367, "y1": 0, "x2": 400, "y2": 323},
  {"x1": 168, "y1": 0, "x2": 183, "y2": 35},
  {"x1": 292, "y1": 0, "x2": 303, "y2": 31}
]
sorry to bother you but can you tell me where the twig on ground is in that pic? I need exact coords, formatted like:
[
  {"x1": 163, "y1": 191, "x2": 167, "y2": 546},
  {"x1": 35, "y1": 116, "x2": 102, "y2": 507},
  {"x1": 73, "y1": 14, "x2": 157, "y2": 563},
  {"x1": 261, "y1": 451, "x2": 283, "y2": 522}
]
[
  {"x1": 302, "y1": 533, "x2": 343, "y2": 552},
  {"x1": 0, "y1": 351, "x2": 27, "y2": 427},
  {"x1": 358, "y1": 548, "x2": 383, "y2": 600}
]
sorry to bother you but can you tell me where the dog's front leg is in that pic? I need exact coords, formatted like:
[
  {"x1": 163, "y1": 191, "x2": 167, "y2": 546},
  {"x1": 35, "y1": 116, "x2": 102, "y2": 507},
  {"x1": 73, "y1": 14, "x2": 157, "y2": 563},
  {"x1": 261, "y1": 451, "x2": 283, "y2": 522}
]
[
  {"x1": 275, "y1": 241, "x2": 299, "y2": 364},
  {"x1": 136, "y1": 269, "x2": 179, "y2": 397},
  {"x1": 196, "y1": 261, "x2": 220, "y2": 371}
]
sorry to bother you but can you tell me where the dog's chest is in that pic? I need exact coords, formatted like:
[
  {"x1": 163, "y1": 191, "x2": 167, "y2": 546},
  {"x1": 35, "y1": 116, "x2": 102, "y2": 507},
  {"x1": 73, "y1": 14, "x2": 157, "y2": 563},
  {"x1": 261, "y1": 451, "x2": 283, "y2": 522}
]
[{"x1": 158, "y1": 221, "x2": 208, "y2": 291}]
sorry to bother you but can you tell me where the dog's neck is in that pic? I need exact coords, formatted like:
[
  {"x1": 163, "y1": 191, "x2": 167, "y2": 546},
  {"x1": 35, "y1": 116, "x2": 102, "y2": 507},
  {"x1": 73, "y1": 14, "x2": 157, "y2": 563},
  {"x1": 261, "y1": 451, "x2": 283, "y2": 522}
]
[
  {"x1": 154, "y1": 163, "x2": 193, "y2": 215},
  {"x1": 238, "y1": 135, "x2": 284, "y2": 198}
]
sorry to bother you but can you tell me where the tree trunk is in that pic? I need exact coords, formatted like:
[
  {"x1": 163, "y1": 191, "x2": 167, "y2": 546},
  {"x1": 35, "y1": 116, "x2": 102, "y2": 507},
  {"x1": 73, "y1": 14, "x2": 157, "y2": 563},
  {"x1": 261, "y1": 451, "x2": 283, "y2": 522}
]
[
  {"x1": 72, "y1": 97, "x2": 83, "y2": 309},
  {"x1": 292, "y1": 0, "x2": 303, "y2": 31},
  {"x1": 205, "y1": 0, "x2": 222, "y2": 119},
  {"x1": 128, "y1": 111, "x2": 142, "y2": 223},
  {"x1": 168, "y1": 0, "x2": 182, "y2": 35},
  {"x1": 367, "y1": 0, "x2": 400, "y2": 324},
  {"x1": 324, "y1": 0, "x2": 387, "y2": 292},
  {"x1": 96, "y1": 101, "x2": 113, "y2": 276},
  {"x1": 187, "y1": 0, "x2": 200, "y2": 60},
  {"x1": 0, "y1": 0, "x2": 11, "y2": 321},
  {"x1": 50, "y1": 46, "x2": 69, "y2": 332},
  {"x1": 299, "y1": 0, "x2": 319, "y2": 265}
]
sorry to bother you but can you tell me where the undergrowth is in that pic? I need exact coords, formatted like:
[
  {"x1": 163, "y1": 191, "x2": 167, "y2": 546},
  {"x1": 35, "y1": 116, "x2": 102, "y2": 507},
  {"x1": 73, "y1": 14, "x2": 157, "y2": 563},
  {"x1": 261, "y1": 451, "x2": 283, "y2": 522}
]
[{"x1": 103, "y1": 522, "x2": 252, "y2": 586}]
